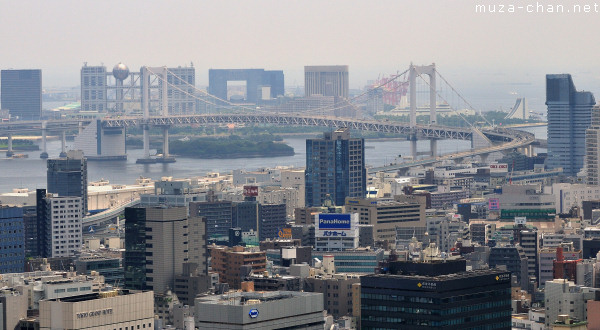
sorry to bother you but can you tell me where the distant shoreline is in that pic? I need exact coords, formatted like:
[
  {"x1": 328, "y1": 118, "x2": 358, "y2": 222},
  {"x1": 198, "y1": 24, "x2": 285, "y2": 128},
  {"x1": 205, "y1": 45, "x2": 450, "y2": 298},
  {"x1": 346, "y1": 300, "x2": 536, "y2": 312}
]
[{"x1": 174, "y1": 151, "x2": 295, "y2": 159}]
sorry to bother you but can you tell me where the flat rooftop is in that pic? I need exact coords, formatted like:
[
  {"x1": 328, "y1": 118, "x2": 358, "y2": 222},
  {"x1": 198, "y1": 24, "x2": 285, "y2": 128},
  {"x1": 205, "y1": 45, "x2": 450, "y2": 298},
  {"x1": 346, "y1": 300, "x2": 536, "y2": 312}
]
[
  {"x1": 364, "y1": 268, "x2": 508, "y2": 283},
  {"x1": 196, "y1": 291, "x2": 318, "y2": 306},
  {"x1": 46, "y1": 290, "x2": 147, "y2": 303}
]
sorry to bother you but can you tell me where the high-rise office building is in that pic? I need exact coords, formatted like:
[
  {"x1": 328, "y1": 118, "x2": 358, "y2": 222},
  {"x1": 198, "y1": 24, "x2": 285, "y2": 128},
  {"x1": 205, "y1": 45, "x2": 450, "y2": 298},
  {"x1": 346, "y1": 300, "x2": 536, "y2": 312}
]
[
  {"x1": 36, "y1": 191, "x2": 83, "y2": 258},
  {"x1": 22, "y1": 205, "x2": 37, "y2": 257},
  {"x1": 164, "y1": 67, "x2": 197, "y2": 114},
  {"x1": 258, "y1": 203, "x2": 287, "y2": 241},
  {"x1": 489, "y1": 245, "x2": 529, "y2": 289},
  {"x1": 47, "y1": 150, "x2": 88, "y2": 215},
  {"x1": 0, "y1": 206, "x2": 25, "y2": 273},
  {"x1": 208, "y1": 68, "x2": 284, "y2": 104},
  {"x1": 587, "y1": 105, "x2": 600, "y2": 185},
  {"x1": 189, "y1": 196, "x2": 232, "y2": 239},
  {"x1": 304, "y1": 65, "x2": 349, "y2": 99},
  {"x1": 0, "y1": 69, "x2": 42, "y2": 120},
  {"x1": 546, "y1": 74, "x2": 595, "y2": 176},
  {"x1": 232, "y1": 198, "x2": 259, "y2": 232},
  {"x1": 305, "y1": 128, "x2": 365, "y2": 207},
  {"x1": 35, "y1": 189, "x2": 50, "y2": 258},
  {"x1": 80, "y1": 65, "x2": 108, "y2": 112},
  {"x1": 80, "y1": 63, "x2": 197, "y2": 114},
  {"x1": 123, "y1": 206, "x2": 206, "y2": 293},
  {"x1": 360, "y1": 260, "x2": 512, "y2": 329}
]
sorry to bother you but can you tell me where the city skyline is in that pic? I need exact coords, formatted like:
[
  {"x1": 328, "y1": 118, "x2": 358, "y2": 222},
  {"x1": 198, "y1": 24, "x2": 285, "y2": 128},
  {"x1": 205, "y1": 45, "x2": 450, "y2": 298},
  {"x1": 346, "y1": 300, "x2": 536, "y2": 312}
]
[{"x1": 2, "y1": 1, "x2": 600, "y2": 105}]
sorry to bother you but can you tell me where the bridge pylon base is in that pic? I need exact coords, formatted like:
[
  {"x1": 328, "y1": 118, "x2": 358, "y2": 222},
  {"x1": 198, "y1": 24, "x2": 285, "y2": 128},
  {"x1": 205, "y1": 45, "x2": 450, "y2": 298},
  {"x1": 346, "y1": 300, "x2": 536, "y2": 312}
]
[{"x1": 136, "y1": 158, "x2": 157, "y2": 164}]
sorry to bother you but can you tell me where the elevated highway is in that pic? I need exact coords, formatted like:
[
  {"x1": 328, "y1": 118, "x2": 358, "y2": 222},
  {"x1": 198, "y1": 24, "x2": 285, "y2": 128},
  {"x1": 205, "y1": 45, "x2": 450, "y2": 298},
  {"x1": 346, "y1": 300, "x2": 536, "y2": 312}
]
[
  {"x1": 0, "y1": 113, "x2": 534, "y2": 168},
  {"x1": 368, "y1": 129, "x2": 535, "y2": 173}
]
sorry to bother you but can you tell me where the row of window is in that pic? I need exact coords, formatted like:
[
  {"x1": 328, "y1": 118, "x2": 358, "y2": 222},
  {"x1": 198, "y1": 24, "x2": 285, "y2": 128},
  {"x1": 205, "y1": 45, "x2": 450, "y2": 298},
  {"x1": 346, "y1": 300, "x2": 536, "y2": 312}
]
[
  {"x1": 0, "y1": 245, "x2": 23, "y2": 250},
  {"x1": 53, "y1": 286, "x2": 91, "y2": 294},
  {"x1": 362, "y1": 311, "x2": 511, "y2": 327},
  {"x1": 362, "y1": 299, "x2": 509, "y2": 315}
]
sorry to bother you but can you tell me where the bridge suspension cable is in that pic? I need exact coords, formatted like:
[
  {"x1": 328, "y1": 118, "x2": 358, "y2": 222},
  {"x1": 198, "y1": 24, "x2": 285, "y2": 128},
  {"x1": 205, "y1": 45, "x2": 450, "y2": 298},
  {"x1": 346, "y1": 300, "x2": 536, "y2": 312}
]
[
  {"x1": 435, "y1": 70, "x2": 494, "y2": 127},
  {"x1": 302, "y1": 68, "x2": 410, "y2": 114},
  {"x1": 415, "y1": 72, "x2": 477, "y2": 130},
  {"x1": 153, "y1": 66, "x2": 410, "y2": 117}
]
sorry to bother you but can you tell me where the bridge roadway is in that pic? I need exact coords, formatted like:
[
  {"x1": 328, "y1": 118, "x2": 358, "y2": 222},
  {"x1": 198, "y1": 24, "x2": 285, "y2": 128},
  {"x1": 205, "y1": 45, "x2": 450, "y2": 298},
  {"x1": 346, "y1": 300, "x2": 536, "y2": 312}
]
[
  {"x1": 0, "y1": 118, "x2": 86, "y2": 133},
  {"x1": 368, "y1": 129, "x2": 535, "y2": 173},
  {"x1": 82, "y1": 198, "x2": 140, "y2": 231},
  {"x1": 0, "y1": 113, "x2": 534, "y2": 164},
  {"x1": 99, "y1": 113, "x2": 521, "y2": 142}
]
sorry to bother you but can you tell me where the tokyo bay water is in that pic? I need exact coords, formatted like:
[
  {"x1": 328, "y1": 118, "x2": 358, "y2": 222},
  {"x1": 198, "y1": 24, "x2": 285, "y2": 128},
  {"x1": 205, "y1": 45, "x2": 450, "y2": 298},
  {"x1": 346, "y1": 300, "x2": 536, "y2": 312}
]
[{"x1": 0, "y1": 125, "x2": 545, "y2": 194}]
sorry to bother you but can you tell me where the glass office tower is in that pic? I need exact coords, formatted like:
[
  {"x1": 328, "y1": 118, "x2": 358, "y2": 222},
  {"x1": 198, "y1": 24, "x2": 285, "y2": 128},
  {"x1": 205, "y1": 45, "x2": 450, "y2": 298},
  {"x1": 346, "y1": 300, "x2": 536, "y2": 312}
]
[
  {"x1": 546, "y1": 74, "x2": 595, "y2": 176},
  {"x1": 305, "y1": 127, "x2": 365, "y2": 207},
  {"x1": 1, "y1": 69, "x2": 42, "y2": 120}
]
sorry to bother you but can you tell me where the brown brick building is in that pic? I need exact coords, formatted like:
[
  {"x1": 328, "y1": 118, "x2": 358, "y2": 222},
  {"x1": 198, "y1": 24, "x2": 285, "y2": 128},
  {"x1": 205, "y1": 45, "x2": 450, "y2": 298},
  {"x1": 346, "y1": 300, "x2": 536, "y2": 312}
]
[{"x1": 210, "y1": 246, "x2": 266, "y2": 289}]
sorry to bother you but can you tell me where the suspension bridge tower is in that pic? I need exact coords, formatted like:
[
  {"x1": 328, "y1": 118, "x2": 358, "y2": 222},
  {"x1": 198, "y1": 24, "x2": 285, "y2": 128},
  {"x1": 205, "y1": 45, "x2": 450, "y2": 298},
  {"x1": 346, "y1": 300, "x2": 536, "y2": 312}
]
[
  {"x1": 136, "y1": 66, "x2": 175, "y2": 164},
  {"x1": 408, "y1": 63, "x2": 438, "y2": 158}
]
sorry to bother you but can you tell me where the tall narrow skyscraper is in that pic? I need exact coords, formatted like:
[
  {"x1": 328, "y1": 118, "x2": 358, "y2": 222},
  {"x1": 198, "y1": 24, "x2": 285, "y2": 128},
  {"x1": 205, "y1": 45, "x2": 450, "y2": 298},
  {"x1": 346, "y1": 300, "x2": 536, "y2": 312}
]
[
  {"x1": 0, "y1": 69, "x2": 42, "y2": 120},
  {"x1": 305, "y1": 127, "x2": 365, "y2": 207},
  {"x1": 47, "y1": 150, "x2": 88, "y2": 215},
  {"x1": 586, "y1": 106, "x2": 600, "y2": 185},
  {"x1": 546, "y1": 74, "x2": 595, "y2": 176}
]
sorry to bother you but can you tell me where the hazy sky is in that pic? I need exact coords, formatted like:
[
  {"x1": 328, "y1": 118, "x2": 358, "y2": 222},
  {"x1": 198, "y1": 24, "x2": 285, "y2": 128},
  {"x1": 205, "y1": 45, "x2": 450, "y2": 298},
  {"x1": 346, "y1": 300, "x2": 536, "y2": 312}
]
[{"x1": 2, "y1": 0, "x2": 600, "y2": 111}]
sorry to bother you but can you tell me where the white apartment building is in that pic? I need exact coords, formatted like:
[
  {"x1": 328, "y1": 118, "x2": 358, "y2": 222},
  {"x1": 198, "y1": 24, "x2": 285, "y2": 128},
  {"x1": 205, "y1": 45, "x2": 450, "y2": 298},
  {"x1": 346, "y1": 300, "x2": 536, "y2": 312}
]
[
  {"x1": 551, "y1": 183, "x2": 600, "y2": 214},
  {"x1": 544, "y1": 279, "x2": 598, "y2": 328},
  {"x1": 47, "y1": 196, "x2": 83, "y2": 257}
]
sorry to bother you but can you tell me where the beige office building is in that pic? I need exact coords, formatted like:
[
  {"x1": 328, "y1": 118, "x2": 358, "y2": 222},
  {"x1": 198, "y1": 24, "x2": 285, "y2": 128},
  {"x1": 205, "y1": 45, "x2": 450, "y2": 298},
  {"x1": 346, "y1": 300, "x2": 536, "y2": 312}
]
[
  {"x1": 39, "y1": 290, "x2": 154, "y2": 330},
  {"x1": 345, "y1": 196, "x2": 426, "y2": 242},
  {"x1": 305, "y1": 65, "x2": 349, "y2": 99}
]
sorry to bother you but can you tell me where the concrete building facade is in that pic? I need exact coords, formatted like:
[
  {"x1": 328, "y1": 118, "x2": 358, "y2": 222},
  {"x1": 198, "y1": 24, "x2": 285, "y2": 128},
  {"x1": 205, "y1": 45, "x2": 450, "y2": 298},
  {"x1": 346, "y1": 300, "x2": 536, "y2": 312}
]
[
  {"x1": 194, "y1": 291, "x2": 324, "y2": 330},
  {"x1": 210, "y1": 246, "x2": 267, "y2": 289},
  {"x1": 123, "y1": 206, "x2": 206, "y2": 293},
  {"x1": 544, "y1": 279, "x2": 598, "y2": 328},
  {"x1": 304, "y1": 65, "x2": 349, "y2": 99},
  {"x1": 208, "y1": 69, "x2": 284, "y2": 104},
  {"x1": 345, "y1": 196, "x2": 425, "y2": 243},
  {"x1": 39, "y1": 290, "x2": 154, "y2": 330}
]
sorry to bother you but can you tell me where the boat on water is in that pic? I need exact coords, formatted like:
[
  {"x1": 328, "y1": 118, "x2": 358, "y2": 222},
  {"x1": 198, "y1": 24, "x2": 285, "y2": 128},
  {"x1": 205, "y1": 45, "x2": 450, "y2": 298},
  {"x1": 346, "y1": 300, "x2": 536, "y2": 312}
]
[{"x1": 11, "y1": 154, "x2": 28, "y2": 159}]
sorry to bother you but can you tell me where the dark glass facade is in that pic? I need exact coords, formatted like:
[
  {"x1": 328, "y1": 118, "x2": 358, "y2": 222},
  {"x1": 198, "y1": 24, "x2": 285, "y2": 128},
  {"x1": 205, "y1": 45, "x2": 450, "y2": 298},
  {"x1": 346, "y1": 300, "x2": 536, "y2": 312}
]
[
  {"x1": 0, "y1": 69, "x2": 42, "y2": 120},
  {"x1": 258, "y1": 203, "x2": 287, "y2": 241},
  {"x1": 22, "y1": 205, "x2": 37, "y2": 257},
  {"x1": 190, "y1": 200, "x2": 232, "y2": 239},
  {"x1": 75, "y1": 257, "x2": 123, "y2": 286},
  {"x1": 0, "y1": 206, "x2": 25, "y2": 273},
  {"x1": 35, "y1": 189, "x2": 51, "y2": 258},
  {"x1": 361, "y1": 268, "x2": 511, "y2": 330},
  {"x1": 546, "y1": 74, "x2": 595, "y2": 176},
  {"x1": 232, "y1": 199, "x2": 258, "y2": 232},
  {"x1": 305, "y1": 128, "x2": 365, "y2": 207},
  {"x1": 47, "y1": 156, "x2": 88, "y2": 215},
  {"x1": 124, "y1": 207, "x2": 147, "y2": 290}
]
